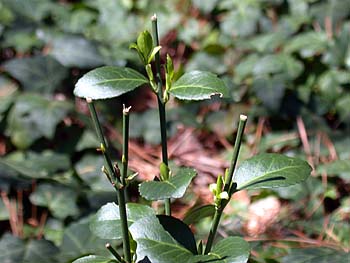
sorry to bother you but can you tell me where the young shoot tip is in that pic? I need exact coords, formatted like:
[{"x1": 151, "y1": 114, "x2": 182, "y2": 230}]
[
  {"x1": 240, "y1": 114, "x2": 248, "y2": 121},
  {"x1": 151, "y1": 13, "x2": 157, "y2": 21}
]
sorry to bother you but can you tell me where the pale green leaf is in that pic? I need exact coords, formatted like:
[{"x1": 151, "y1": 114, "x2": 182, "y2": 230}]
[
  {"x1": 170, "y1": 71, "x2": 229, "y2": 100},
  {"x1": 139, "y1": 168, "x2": 196, "y2": 200},
  {"x1": 74, "y1": 66, "x2": 148, "y2": 100},
  {"x1": 235, "y1": 153, "x2": 311, "y2": 190},
  {"x1": 73, "y1": 255, "x2": 117, "y2": 263}
]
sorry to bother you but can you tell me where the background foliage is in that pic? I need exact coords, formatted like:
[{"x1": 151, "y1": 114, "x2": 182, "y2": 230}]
[{"x1": 0, "y1": 0, "x2": 349, "y2": 262}]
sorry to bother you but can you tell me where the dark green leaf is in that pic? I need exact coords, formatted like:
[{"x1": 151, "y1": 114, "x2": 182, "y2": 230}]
[
  {"x1": 170, "y1": 71, "x2": 229, "y2": 100},
  {"x1": 2, "y1": 56, "x2": 67, "y2": 94},
  {"x1": 157, "y1": 215, "x2": 197, "y2": 254},
  {"x1": 183, "y1": 204, "x2": 215, "y2": 225},
  {"x1": 90, "y1": 202, "x2": 155, "y2": 239},
  {"x1": 139, "y1": 168, "x2": 196, "y2": 200},
  {"x1": 74, "y1": 66, "x2": 148, "y2": 100},
  {"x1": 281, "y1": 248, "x2": 350, "y2": 263},
  {"x1": 30, "y1": 183, "x2": 79, "y2": 219},
  {"x1": 73, "y1": 255, "x2": 117, "y2": 263},
  {"x1": 235, "y1": 153, "x2": 312, "y2": 190}
]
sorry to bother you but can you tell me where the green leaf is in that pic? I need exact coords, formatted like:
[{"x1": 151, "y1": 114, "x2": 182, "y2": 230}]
[
  {"x1": 0, "y1": 199, "x2": 9, "y2": 220},
  {"x1": 157, "y1": 215, "x2": 197, "y2": 254},
  {"x1": 74, "y1": 66, "x2": 148, "y2": 100},
  {"x1": 2, "y1": 56, "x2": 67, "y2": 94},
  {"x1": 139, "y1": 168, "x2": 196, "y2": 200},
  {"x1": 197, "y1": 236, "x2": 250, "y2": 263},
  {"x1": 317, "y1": 159, "x2": 350, "y2": 181},
  {"x1": 234, "y1": 153, "x2": 311, "y2": 190},
  {"x1": 90, "y1": 202, "x2": 155, "y2": 239},
  {"x1": 129, "y1": 215, "x2": 195, "y2": 263},
  {"x1": 30, "y1": 183, "x2": 79, "y2": 219},
  {"x1": 49, "y1": 35, "x2": 104, "y2": 68},
  {"x1": 0, "y1": 150, "x2": 70, "y2": 179},
  {"x1": 6, "y1": 94, "x2": 72, "y2": 149},
  {"x1": 170, "y1": 71, "x2": 229, "y2": 100},
  {"x1": 73, "y1": 255, "x2": 117, "y2": 263},
  {"x1": 136, "y1": 30, "x2": 153, "y2": 64},
  {"x1": 281, "y1": 248, "x2": 350, "y2": 263},
  {"x1": 183, "y1": 204, "x2": 215, "y2": 225}
]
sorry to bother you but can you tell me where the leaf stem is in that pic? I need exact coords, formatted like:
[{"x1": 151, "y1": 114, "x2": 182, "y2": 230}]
[
  {"x1": 106, "y1": 243, "x2": 125, "y2": 263},
  {"x1": 121, "y1": 105, "x2": 131, "y2": 186},
  {"x1": 151, "y1": 14, "x2": 171, "y2": 216},
  {"x1": 204, "y1": 115, "x2": 247, "y2": 254},
  {"x1": 86, "y1": 98, "x2": 131, "y2": 262}
]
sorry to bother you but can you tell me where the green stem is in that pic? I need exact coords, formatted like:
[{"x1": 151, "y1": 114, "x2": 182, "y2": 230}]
[
  {"x1": 106, "y1": 243, "x2": 125, "y2": 263},
  {"x1": 151, "y1": 14, "x2": 171, "y2": 216},
  {"x1": 204, "y1": 208, "x2": 223, "y2": 254},
  {"x1": 204, "y1": 115, "x2": 247, "y2": 254},
  {"x1": 86, "y1": 98, "x2": 131, "y2": 262},
  {"x1": 122, "y1": 105, "x2": 130, "y2": 186},
  {"x1": 224, "y1": 115, "x2": 247, "y2": 192}
]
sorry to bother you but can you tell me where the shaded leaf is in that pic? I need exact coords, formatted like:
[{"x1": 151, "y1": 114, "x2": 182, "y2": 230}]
[
  {"x1": 90, "y1": 202, "x2": 155, "y2": 239},
  {"x1": 170, "y1": 71, "x2": 229, "y2": 100},
  {"x1": 234, "y1": 153, "x2": 311, "y2": 190},
  {"x1": 139, "y1": 168, "x2": 196, "y2": 200},
  {"x1": 317, "y1": 159, "x2": 350, "y2": 181},
  {"x1": 2, "y1": 56, "x2": 67, "y2": 94},
  {"x1": 183, "y1": 204, "x2": 215, "y2": 225},
  {"x1": 74, "y1": 66, "x2": 148, "y2": 100},
  {"x1": 30, "y1": 183, "x2": 79, "y2": 219},
  {"x1": 281, "y1": 248, "x2": 350, "y2": 263}
]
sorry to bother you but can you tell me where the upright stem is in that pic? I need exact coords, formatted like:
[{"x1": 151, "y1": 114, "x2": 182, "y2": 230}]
[
  {"x1": 204, "y1": 115, "x2": 247, "y2": 254},
  {"x1": 151, "y1": 14, "x2": 171, "y2": 216},
  {"x1": 86, "y1": 99, "x2": 131, "y2": 263},
  {"x1": 121, "y1": 105, "x2": 130, "y2": 186},
  {"x1": 106, "y1": 243, "x2": 125, "y2": 263}
]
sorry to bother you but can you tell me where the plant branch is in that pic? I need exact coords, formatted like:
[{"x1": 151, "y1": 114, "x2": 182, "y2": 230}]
[
  {"x1": 151, "y1": 14, "x2": 171, "y2": 216},
  {"x1": 106, "y1": 243, "x2": 126, "y2": 263},
  {"x1": 121, "y1": 105, "x2": 131, "y2": 186},
  {"x1": 204, "y1": 114, "x2": 247, "y2": 254}
]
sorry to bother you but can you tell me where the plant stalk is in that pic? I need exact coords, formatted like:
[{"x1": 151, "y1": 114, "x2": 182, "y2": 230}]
[
  {"x1": 151, "y1": 14, "x2": 171, "y2": 216},
  {"x1": 86, "y1": 99, "x2": 131, "y2": 262},
  {"x1": 204, "y1": 115, "x2": 247, "y2": 254},
  {"x1": 106, "y1": 243, "x2": 125, "y2": 263},
  {"x1": 122, "y1": 105, "x2": 130, "y2": 186}
]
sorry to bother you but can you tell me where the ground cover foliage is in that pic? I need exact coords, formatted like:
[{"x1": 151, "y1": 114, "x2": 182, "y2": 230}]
[{"x1": 0, "y1": 0, "x2": 349, "y2": 262}]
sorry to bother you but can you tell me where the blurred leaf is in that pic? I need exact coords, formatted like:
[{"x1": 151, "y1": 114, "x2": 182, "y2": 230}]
[
  {"x1": 192, "y1": 0, "x2": 219, "y2": 14},
  {"x1": 0, "y1": 150, "x2": 70, "y2": 179},
  {"x1": 74, "y1": 66, "x2": 148, "y2": 100},
  {"x1": 6, "y1": 94, "x2": 72, "y2": 148},
  {"x1": 235, "y1": 153, "x2": 312, "y2": 190},
  {"x1": 0, "y1": 76, "x2": 17, "y2": 122},
  {"x1": 43, "y1": 218, "x2": 64, "y2": 247},
  {"x1": 90, "y1": 202, "x2": 155, "y2": 239},
  {"x1": 317, "y1": 159, "x2": 350, "y2": 181},
  {"x1": 336, "y1": 94, "x2": 350, "y2": 123},
  {"x1": 73, "y1": 255, "x2": 117, "y2": 263},
  {"x1": 3, "y1": 30, "x2": 42, "y2": 53},
  {"x1": 2, "y1": 0, "x2": 52, "y2": 21},
  {"x1": 183, "y1": 204, "x2": 215, "y2": 225},
  {"x1": 30, "y1": 183, "x2": 79, "y2": 219},
  {"x1": 49, "y1": 35, "x2": 104, "y2": 68},
  {"x1": 249, "y1": 32, "x2": 287, "y2": 53},
  {"x1": 0, "y1": 199, "x2": 9, "y2": 220},
  {"x1": 186, "y1": 52, "x2": 227, "y2": 75},
  {"x1": 281, "y1": 248, "x2": 350, "y2": 263},
  {"x1": 3, "y1": 56, "x2": 67, "y2": 93},
  {"x1": 284, "y1": 32, "x2": 328, "y2": 58},
  {"x1": 139, "y1": 168, "x2": 196, "y2": 200},
  {"x1": 75, "y1": 130, "x2": 100, "y2": 151},
  {"x1": 170, "y1": 71, "x2": 229, "y2": 100}
]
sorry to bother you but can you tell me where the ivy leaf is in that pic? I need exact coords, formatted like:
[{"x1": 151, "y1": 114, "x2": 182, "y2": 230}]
[
  {"x1": 29, "y1": 183, "x2": 79, "y2": 219},
  {"x1": 90, "y1": 202, "x2": 155, "y2": 239},
  {"x1": 170, "y1": 71, "x2": 229, "y2": 100},
  {"x1": 234, "y1": 153, "x2": 312, "y2": 191},
  {"x1": 72, "y1": 255, "x2": 117, "y2": 263},
  {"x1": 74, "y1": 66, "x2": 148, "y2": 100},
  {"x1": 139, "y1": 168, "x2": 196, "y2": 200}
]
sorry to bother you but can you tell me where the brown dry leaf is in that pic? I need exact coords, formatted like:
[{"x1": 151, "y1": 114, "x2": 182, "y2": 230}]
[{"x1": 244, "y1": 196, "x2": 281, "y2": 237}]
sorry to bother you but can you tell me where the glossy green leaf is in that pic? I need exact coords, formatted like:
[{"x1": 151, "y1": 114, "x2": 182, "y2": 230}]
[
  {"x1": 139, "y1": 168, "x2": 196, "y2": 200},
  {"x1": 30, "y1": 183, "x2": 79, "y2": 219},
  {"x1": 170, "y1": 71, "x2": 228, "y2": 100},
  {"x1": 74, "y1": 66, "x2": 148, "y2": 99},
  {"x1": 3, "y1": 56, "x2": 67, "y2": 94},
  {"x1": 73, "y1": 255, "x2": 117, "y2": 263},
  {"x1": 90, "y1": 202, "x2": 155, "y2": 239},
  {"x1": 183, "y1": 204, "x2": 215, "y2": 225},
  {"x1": 6, "y1": 94, "x2": 72, "y2": 149},
  {"x1": 281, "y1": 248, "x2": 350, "y2": 263},
  {"x1": 235, "y1": 153, "x2": 312, "y2": 190}
]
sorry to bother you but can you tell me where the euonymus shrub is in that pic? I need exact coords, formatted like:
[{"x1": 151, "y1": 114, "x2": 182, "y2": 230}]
[{"x1": 72, "y1": 16, "x2": 311, "y2": 263}]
